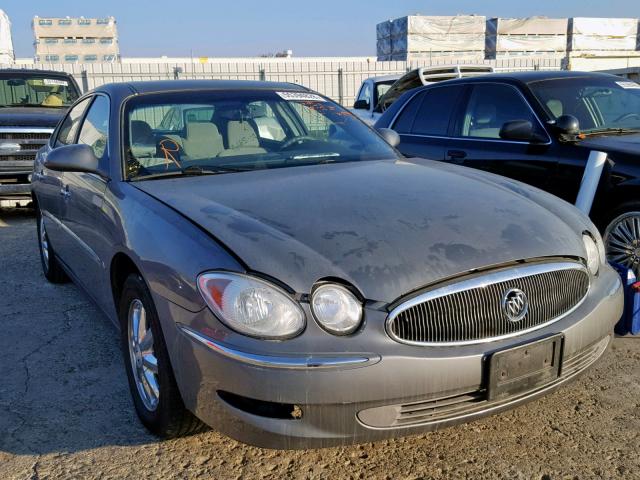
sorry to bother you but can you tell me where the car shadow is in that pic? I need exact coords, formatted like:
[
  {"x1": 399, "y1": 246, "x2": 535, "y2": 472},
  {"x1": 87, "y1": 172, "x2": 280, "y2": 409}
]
[{"x1": 0, "y1": 209, "x2": 158, "y2": 455}]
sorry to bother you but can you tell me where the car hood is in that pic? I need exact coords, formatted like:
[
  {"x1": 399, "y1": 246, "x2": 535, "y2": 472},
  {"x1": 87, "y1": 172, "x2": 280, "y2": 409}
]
[
  {"x1": 0, "y1": 107, "x2": 67, "y2": 128},
  {"x1": 577, "y1": 132, "x2": 640, "y2": 157},
  {"x1": 134, "y1": 159, "x2": 589, "y2": 303}
]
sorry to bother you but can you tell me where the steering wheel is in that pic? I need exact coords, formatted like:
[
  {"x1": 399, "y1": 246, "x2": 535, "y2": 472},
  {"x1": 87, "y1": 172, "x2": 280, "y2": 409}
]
[
  {"x1": 279, "y1": 135, "x2": 317, "y2": 150},
  {"x1": 612, "y1": 112, "x2": 640, "y2": 124}
]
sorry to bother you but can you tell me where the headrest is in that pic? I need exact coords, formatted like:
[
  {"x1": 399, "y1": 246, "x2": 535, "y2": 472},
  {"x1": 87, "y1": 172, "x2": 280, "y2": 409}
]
[
  {"x1": 186, "y1": 121, "x2": 221, "y2": 138},
  {"x1": 130, "y1": 120, "x2": 155, "y2": 144},
  {"x1": 227, "y1": 121, "x2": 259, "y2": 148},
  {"x1": 475, "y1": 104, "x2": 496, "y2": 124},
  {"x1": 546, "y1": 99, "x2": 563, "y2": 118}
]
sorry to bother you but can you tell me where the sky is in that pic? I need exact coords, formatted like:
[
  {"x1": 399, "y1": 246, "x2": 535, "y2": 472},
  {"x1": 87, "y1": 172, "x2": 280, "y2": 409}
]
[{"x1": 3, "y1": 0, "x2": 640, "y2": 58}]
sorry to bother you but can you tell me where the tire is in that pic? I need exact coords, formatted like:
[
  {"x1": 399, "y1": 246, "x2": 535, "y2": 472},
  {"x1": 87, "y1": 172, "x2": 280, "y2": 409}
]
[
  {"x1": 119, "y1": 273, "x2": 206, "y2": 438},
  {"x1": 601, "y1": 201, "x2": 640, "y2": 277},
  {"x1": 36, "y1": 207, "x2": 68, "y2": 284}
]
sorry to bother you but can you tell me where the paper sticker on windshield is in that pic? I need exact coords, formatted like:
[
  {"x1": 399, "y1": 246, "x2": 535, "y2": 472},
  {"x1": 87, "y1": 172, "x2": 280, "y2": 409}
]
[
  {"x1": 616, "y1": 81, "x2": 640, "y2": 89},
  {"x1": 276, "y1": 91, "x2": 326, "y2": 102},
  {"x1": 43, "y1": 79, "x2": 69, "y2": 87}
]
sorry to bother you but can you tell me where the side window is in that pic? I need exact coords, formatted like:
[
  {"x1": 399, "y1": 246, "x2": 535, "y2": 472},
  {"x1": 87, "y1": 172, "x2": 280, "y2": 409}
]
[
  {"x1": 356, "y1": 83, "x2": 372, "y2": 106},
  {"x1": 289, "y1": 102, "x2": 332, "y2": 139},
  {"x1": 77, "y1": 95, "x2": 110, "y2": 159},
  {"x1": 55, "y1": 97, "x2": 92, "y2": 146},
  {"x1": 392, "y1": 92, "x2": 425, "y2": 133},
  {"x1": 458, "y1": 84, "x2": 538, "y2": 139},
  {"x1": 411, "y1": 86, "x2": 465, "y2": 136}
]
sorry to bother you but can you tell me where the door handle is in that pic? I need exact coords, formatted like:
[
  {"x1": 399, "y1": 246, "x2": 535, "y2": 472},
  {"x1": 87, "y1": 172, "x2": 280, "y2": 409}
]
[
  {"x1": 446, "y1": 150, "x2": 467, "y2": 163},
  {"x1": 60, "y1": 185, "x2": 71, "y2": 199}
]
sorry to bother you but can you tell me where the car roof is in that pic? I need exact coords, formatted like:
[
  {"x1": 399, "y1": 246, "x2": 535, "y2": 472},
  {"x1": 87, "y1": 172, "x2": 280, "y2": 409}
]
[
  {"x1": 0, "y1": 68, "x2": 74, "y2": 77},
  {"x1": 435, "y1": 70, "x2": 621, "y2": 87},
  {"x1": 94, "y1": 79, "x2": 310, "y2": 96}
]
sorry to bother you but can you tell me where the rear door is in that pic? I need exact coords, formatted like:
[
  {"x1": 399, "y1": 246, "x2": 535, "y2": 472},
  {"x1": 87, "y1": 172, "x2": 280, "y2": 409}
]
[
  {"x1": 37, "y1": 97, "x2": 92, "y2": 252},
  {"x1": 391, "y1": 85, "x2": 466, "y2": 161},
  {"x1": 445, "y1": 82, "x2": 558, "y2": 191},
  {"x1": 58, "y1": 95, "x2": 112, "y2": 307}
]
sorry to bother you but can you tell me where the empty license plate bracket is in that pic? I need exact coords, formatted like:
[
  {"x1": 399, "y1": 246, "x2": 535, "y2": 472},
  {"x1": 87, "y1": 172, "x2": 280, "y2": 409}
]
[{"x1": 488, "y1": 334, "x2": 563, "y2": 402}]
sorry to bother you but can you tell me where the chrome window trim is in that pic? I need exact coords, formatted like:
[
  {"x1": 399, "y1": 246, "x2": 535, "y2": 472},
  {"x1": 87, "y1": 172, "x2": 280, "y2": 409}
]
[
  {"x1": 178, "y1": 324, "x2": 381, "y2": 370},
  {"x1": 389, "y1": 81, "x2": 552, "y2": 146},
  {"x1": 386, "y1": 261, "x2": 589, "y2": 347}
]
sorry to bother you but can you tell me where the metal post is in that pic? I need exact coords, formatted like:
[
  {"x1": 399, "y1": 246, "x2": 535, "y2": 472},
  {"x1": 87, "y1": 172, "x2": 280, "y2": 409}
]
[
  {"x1": 337, "y1": 68, "x2": 344, "y2": 105},
  {"x1": 80, "y1": 69, "x2": 89, "y2": 93},
  {"x1": 575, "y1": 150, "x2": 608, "y2": 215},
  {"x1": 259, "y1": 68, "x2": 266, "y2": 81}
]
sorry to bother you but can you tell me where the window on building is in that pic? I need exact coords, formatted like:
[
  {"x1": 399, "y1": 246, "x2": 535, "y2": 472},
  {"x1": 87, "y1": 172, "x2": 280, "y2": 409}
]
[
  {"x1": 100, "y1": 38, "x2": 113, "y2": 45},
  {"x1": 44, "y1": 38, "x2": 58, "y2": 44},
  {"x1": 82, "y1": 38, "x2": 96, "y2": 44},
  {"x1": 103, "y1": 55, "x2": 116, "y2": 62},
  {"x1": 64, "y1": 55, "x2": 79, "y2": 62},
  {"x1": 97, "y1": 18, "x2": 111, "y2": 25},
  {"x1": 63, "y1": 38, "x2": 77, "y2": 44},
  {"x1": 84, "y1": 55, "x2": 98, "y2": 62},
  {"x1": 44, "y1": 55, "x2": 60, "y2": 62},
  {"x1": 78, "y1": 19, "x2": 91, "y2": 26},
  {"x1": 38, "y1": 19, "x2": 53, "y2": 26},
  {"x1": 58, "y1": 19, "x2": 72, "y2": 26}
]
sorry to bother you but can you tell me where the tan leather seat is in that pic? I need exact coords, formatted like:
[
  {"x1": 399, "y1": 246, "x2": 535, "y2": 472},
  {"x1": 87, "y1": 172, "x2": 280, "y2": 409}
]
[
  {"x1": 182, "y1": 122, "x2": 224, "y2": 160},
  {"x1": 218, "y1": 120, "x2": 267, "y2": 157}
]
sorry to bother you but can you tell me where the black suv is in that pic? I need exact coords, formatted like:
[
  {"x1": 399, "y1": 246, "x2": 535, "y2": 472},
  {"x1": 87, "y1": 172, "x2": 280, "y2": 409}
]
[
  {"x1": 376, "y1": 71, "x2": 640, "y2": 274},
  {"x1": 0, "y1": 69, "x2": 80, "y2": 202}
]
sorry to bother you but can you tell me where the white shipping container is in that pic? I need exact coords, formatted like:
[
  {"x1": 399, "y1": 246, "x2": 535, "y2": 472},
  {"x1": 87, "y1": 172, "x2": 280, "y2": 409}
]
[
  {"x1": 571, "y1": 17, "x2": 638, "y2": 37},
  {"x1": 391, "y1": 15, "x2": 486, "y2": 37},
  {"x1": 494, "y1": 35, "x2": 567, "y2": 53},
  {"x1": 488, "y1": 17, "x2": 568, "y2": 36},
  {"x1": 569, "y1": 34, "x2": 638, "y2": 51},
  {"x1": 395, "y1": 33, "x2": 486, "y2": 54}
]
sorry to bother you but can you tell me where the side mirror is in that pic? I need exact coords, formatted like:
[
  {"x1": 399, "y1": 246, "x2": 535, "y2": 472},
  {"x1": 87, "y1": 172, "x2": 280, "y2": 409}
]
[
  {"x1": 376, "y1": 127, "x2": 400, "y2": 148},
  {"x1": 499, "y1": 120, "x2": 547, "y2": 143},
  {"x1": 353, "y1": 99, "x2": 370, "y2": 110},
  {"x1": 553, "y1": 114, "x2": 580, "y2": 136},
  {"x1": 44, "y1": 144, "x2": 102, "y2": 175}
]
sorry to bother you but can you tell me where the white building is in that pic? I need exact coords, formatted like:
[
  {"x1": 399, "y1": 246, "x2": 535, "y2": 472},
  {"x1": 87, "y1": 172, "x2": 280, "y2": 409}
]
[
  {"x1": 0, "y1": 10, "x2": 14, "y2": 63},
  {"x1": 32, "y1": 16, "x2": 119, "y2": 63}
]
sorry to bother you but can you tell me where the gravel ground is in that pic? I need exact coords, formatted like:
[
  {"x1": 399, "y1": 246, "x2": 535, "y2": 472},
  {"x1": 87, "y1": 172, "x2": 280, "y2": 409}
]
[{"x1": 1, "y1": 207, "x2": 640, "y2": 480}]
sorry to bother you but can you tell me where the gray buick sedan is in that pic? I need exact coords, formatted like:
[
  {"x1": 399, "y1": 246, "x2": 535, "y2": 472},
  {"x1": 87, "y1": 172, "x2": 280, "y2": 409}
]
[{"x1": 31, "y1": 80, "x2": 623, "y2": 449}]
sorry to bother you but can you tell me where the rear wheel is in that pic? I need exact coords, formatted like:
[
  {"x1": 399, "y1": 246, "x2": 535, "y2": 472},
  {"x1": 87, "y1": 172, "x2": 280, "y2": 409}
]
[
  {"x1": 602, "y1": 203, "x2": 640, "y2": 277},
  {"x1": 36, "y1": 208, "x2": 68, "y2": 283},
  {"x1": 119, "y1": 274, "x2": 206, "y2": 438}
]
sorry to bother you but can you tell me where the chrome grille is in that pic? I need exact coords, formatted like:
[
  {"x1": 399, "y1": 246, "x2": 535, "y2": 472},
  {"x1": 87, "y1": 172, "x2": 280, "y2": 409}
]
[
  {"x1": 0, "y1": 128, "x2": 53, "y2": 172},
  {"x1": 387, "y1": 262, "x2": 589, "y2": 345}
]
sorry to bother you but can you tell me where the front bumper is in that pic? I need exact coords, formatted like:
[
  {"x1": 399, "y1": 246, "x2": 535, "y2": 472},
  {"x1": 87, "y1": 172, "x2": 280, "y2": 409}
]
[
  {"x1": 0, "y1": 182, "x2": 31, "y2": 200},
  {"x1": 166, "y1": 264, "x2": 623, "y2": 449}
]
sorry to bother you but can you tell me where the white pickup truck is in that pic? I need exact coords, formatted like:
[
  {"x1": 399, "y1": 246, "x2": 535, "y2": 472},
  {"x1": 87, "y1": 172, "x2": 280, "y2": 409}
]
[{"x1": 350, "y1": 65, "x2": 494, "y2": 125}]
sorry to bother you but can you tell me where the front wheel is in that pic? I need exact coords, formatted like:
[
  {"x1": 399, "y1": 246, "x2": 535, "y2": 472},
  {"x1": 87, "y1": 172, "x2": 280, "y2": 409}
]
[
  {"x1": 119, "y1": 274, "x2": 205, "y2": 438},
  {"x1": 36, "y1": 208, "x2": 68, "y2": 283},
  {"x1": 602, "y1": 204, "x2": 640, "y2": 277}
]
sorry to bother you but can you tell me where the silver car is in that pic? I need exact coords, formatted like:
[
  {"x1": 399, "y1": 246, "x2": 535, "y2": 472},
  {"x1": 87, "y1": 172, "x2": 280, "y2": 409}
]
[{"x1": 31, "y1": 80, "x2": 623, "y2": 449}]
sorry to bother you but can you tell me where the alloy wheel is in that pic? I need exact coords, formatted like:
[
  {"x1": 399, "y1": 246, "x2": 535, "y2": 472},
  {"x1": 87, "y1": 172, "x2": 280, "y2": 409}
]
[
  {"x1": 604, "y1": 211, "x2": 640, "y2": 277},
  {"x1": 127, "y1": 299, "x2": 160, "y2": 411},
  {"x1": 39, "y1": 215, "x2": 50, "y2": 267}
]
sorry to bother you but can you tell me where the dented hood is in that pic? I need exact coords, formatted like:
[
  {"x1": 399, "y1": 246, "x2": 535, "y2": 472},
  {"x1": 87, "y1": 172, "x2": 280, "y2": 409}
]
[{"x1": 134, "y1": 159, "x2": 589, "y2": 303}]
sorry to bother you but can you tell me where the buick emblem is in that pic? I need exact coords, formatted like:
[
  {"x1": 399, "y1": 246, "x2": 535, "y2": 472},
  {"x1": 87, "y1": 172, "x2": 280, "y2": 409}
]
[{"x1": 502, "y1": 288, "x2": 528, "y2": 322}]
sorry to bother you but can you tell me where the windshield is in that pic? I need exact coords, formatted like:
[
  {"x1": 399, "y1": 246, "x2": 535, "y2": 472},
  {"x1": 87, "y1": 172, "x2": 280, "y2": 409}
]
[
  {"x1": 529, "y1": 77, "x2": 640, "y2": 133},
  {"x1": 0, "y1": 73, "x2": 80, "y2": 108},
  {"x1": 124, "y1": 90, "x2": 399, "y2": 180}
]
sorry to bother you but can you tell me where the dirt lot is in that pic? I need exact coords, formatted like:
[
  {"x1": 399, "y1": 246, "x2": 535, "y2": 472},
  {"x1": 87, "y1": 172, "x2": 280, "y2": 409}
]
[{"x1": 1, "y1": 207, "x2": 640, "y2": 480}]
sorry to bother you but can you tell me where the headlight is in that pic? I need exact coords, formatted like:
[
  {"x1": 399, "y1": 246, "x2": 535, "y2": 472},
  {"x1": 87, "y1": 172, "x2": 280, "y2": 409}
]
[
  {"x1": 311, "y1": 284, "x2": 363, "y2": 335},
  {"x1": 197, "y1": 272, "x2": 305, "y2": 339},
  {"x1": 583, "y1": 234, "x2": 600, "y2": 275}
]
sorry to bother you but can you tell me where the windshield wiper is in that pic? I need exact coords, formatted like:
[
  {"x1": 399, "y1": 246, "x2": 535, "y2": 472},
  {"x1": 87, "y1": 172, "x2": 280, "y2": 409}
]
[
  {"x1": 287, "y1": 153, "x2": 341, "y2": 164},
  {"x1": 579, "y1": 127, "x2": 640, "y2": 137},
  {"x1": 129, "y1": 164, "x2": 247, "y2": 181}
]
